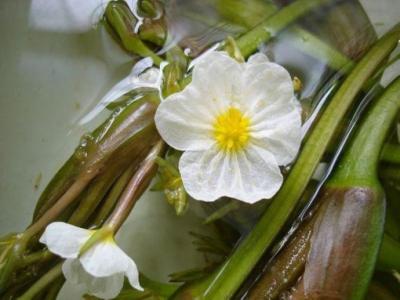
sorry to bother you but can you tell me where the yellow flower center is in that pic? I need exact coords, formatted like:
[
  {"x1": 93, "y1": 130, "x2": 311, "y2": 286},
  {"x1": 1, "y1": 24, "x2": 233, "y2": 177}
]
[{"x1": 213, "y1": 107, "x2": 250, "y2": 152}]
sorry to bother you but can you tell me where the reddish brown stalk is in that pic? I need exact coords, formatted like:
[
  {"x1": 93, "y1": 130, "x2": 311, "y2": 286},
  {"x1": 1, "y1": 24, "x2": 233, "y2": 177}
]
[
  {"x1": 107, "y1": 140, "x2": 166, "y2": 232},
  {"x1": 24, "y1": 172, "x2": 96, "y2": 240}
]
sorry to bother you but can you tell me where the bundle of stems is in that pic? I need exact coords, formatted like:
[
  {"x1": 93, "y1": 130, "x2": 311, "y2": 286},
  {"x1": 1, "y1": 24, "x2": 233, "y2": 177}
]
[{"x1": 0, "y1": 0, "x2": 399, "y2": 299}]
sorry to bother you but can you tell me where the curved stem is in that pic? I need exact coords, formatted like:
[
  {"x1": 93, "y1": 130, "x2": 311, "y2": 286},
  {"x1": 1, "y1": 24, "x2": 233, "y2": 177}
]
[
  {"x1": 17, "y1": 263, "x2": 62, "y2": 300},
  {"x1": 331, "y1": 76, "x2": 400, "y2": 186},
  {"x1": 180, "y1": 23, "x2": 400, "y2": 300}
]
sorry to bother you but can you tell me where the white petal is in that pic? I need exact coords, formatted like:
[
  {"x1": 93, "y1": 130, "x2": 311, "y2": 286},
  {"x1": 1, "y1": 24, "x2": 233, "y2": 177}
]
[
  {"x1": 242, "y1": 60, "x2": 294, "y2": 114},
  {"x1": 179, "y1": 145, "x2": 283, "y2": 203},
  {"x1": 62, "y1": 259, "x2": 124, "y2": 299},
  {"x1": 125, "y1": 258, "x2": 143, "y2": 291},
  {"x1": 155, "y1": 86, "x2": 217, "y2": 151},
  {"x1": 80, "y1": 241, "x2": 143, "y2": 291},
  {"x1": 247, "y1": 52, "x2": 270, "y2": 65},
  {"x1": 191, "y1": 51, "x2": 244, "y2": 103},
  {"x1": 156, "y1": 51, "x2": 249, "y2": 152},
  {"x1": 250, "y1": 98, "x2": 302, "y2": 165},
  {"x1": 39, "y1": 222, "x2": 92, "y2": 259}
]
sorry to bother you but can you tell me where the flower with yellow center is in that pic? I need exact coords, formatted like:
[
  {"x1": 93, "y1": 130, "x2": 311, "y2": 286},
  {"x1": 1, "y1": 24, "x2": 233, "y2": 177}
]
[
  {"x1": 214, "y1": 107, "x2": 251, "y2": 152},
  {"x1": 40, "y1": 222, "x2": 142, "y2": 299},
  {"x1": 155, "y1": 51, "x2": 302, "y2": 203}
]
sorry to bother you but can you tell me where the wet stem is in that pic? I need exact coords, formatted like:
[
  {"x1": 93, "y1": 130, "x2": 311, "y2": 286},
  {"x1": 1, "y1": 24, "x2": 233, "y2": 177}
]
[
  {"x1": 17, "y1": 263, "x2": 63, "y2": 300},
  {"x1": 22, "y1": 172, "x2": 95, "y2": 242},
  {"x1": 184, "y1": 24, "x2": 400, "y2": 299},
  {"x1": 106, "y1": 140, "x2": 165, "y2": 233}
]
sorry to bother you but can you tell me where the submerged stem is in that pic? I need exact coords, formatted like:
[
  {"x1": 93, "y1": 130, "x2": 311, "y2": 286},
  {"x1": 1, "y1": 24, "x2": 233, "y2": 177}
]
[
  {"x1": 17, "y1": 263, "x2": 62, "y2": 300},
  {"x1": 92, "y1": 164, "x2": 138, "y2": 227},
  {"x1": 331, "y1": 76, "x2": 400, "y2": 186},
  {"x1": 236, "y1": 0, "x2": 332, "y2": 57},
  {"x1": 24, "y1": 173, "x2": 95, "y2": 240},
  {"x1": 107, "y1": 140, "x2": 165, "y2": 232},
  {"x1": 173, "y1": 24, "x2": 400, "y2": 300}
]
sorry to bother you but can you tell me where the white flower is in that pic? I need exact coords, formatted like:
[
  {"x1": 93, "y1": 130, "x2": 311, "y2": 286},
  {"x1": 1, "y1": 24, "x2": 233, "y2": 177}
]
[
  {"x1": 155, "y1": 51, "x2": 302, "y2": 203},
  {"x1": 40, "y1": 222, "x2": 142, "y2": 299}
]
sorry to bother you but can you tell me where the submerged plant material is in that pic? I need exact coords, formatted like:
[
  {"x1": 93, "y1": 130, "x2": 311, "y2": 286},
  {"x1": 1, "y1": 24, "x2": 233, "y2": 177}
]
[{"x1": 0, "y1": 0, "x2": 400, "y2": 299}]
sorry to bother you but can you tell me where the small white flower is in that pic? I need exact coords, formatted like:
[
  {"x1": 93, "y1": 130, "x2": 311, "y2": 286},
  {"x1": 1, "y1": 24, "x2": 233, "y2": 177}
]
[
  {"x1": 155, "y1": 51, "x2": 302, "y2": 203},
  {"x1": 40, "y1": 222, "x2": 142, "y2": 299}
]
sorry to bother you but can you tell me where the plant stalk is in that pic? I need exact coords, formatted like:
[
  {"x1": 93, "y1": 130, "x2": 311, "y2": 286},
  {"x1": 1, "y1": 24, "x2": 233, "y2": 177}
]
[{"x1": 172, "y1": 23, "x2": 400, "y2": 300}]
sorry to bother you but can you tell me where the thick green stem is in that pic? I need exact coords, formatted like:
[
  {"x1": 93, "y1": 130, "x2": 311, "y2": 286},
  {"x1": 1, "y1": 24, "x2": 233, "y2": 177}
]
[
  {"x1": 330, "y1": 77, "x2": 400, "y2": 186},
  {"x1": 173, "y1": 24, "x2": 400, "y2": 300},
  {"x1": 288, "y1": 78, "x2": 400, "y2": 300}
]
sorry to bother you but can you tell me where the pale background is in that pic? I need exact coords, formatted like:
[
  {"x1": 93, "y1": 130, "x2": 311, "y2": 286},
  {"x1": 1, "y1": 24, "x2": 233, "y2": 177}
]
[{"x1": 0, "y1": 0, "x2": 399, "y2": 298}]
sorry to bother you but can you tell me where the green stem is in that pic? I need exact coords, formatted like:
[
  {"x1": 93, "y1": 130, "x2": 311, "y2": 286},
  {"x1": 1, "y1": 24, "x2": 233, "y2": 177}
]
[
  {"x1": 330, "y1": 77, "x2": 400, "y2": 186},
  {"x1": 173, "y1": 24, "x2": 400, "y2": 300},
  {"x1": 92, "y1": 164, "x2": 138, "y2": 226},
  {"x1": 17, "y1": 263, "x2": 62, "y2": 300},
  {"x1": 20, "y1": 250, "x2": 52, "y2": 268},
  {"x1": 139, "y1": 273, "x2": 179, "y2": 297},
  {"x1": 67, "y1": 163, "x2": 124, "y2": 226},
  {"x1": 23, "y1": 173, "x2": 95, "y2": 240},
  {"x1": 287, "y1": 26, "x2": 353, "y2": 71},
  {"x1": 236, "y1": 0, "x2": 332, "y2": 58},
  {"x1": 216, "y1": 0, "x2": 352, "y2": 71},
  {"x1": 285, "y1": 78, "x2": 400, "y2": 300},
  {"x1": 44, "y1": 277, "x2": 65, "y2": 300}
]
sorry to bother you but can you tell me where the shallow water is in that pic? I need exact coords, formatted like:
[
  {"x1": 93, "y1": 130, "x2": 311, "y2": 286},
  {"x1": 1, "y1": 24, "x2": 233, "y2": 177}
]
[{"x1": 0, "y1": 0, "x2": 399, "y2": 298}]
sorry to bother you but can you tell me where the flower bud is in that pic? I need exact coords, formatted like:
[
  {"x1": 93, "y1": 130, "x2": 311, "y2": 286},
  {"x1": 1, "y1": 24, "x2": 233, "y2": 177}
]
[{"x1": 137, "y1": 0, "x2": 164, "y2": 19}]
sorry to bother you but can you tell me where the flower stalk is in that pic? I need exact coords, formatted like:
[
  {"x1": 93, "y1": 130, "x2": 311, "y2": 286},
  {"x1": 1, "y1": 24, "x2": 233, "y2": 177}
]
[{"x1": 106, "y1": 139, "x2": 165, "y2": 232}]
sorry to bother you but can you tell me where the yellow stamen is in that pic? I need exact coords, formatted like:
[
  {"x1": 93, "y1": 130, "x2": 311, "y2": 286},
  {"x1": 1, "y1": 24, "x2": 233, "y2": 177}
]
[{"x1": 213, "y1": 107, "x2": 250, "y2": 153}]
